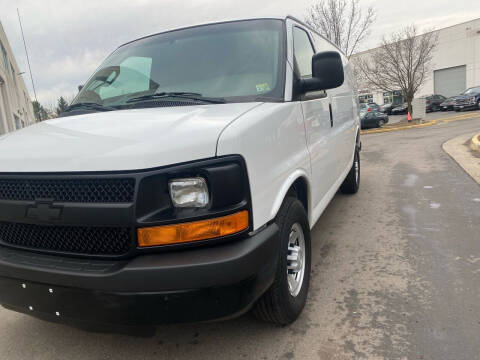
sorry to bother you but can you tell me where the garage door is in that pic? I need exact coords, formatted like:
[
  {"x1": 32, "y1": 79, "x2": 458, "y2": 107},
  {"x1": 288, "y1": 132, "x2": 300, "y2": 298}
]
[{"x1": 434, "y1": 65, "x2": 466, "y2": 98}]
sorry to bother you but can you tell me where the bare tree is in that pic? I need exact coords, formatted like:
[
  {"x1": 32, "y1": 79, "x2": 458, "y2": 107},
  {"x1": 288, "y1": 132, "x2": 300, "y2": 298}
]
[
  {"x1": 354, "y1": 25, "x2": 438, "y2": 114},
  {"x1": 305, "y1": 0, "x2": 375, "y2": 58}
]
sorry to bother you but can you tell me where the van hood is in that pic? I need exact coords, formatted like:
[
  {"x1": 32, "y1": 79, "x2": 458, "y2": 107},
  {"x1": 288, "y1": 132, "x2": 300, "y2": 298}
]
[{"x1": 0, "y1": 103, "x2": 261, "y2": 172}]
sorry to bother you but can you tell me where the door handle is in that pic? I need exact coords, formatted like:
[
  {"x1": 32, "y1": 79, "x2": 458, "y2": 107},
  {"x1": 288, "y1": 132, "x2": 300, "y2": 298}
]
[{"x1": 328, "y1": 104, "x2": 333, "y2": 127}]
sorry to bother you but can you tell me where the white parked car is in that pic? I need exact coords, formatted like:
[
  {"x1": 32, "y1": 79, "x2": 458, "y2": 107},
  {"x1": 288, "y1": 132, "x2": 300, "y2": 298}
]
[{"x1": 0, "y1": 16, "x2": 360, "y2": 326}]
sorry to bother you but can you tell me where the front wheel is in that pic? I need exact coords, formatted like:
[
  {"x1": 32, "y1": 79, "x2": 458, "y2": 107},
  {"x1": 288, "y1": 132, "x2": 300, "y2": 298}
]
[
  {"x1": 252, "y1": 197, "x2": 311, "y2": 325},
  {"x1": 341, "y1": 147, "x2": 360, "y2": 194}
]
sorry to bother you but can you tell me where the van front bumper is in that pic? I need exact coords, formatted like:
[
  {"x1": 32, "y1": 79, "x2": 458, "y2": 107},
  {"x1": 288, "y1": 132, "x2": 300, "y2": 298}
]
[{"x1": 0, "y1": 224, "x2": 279, "y2": 325}]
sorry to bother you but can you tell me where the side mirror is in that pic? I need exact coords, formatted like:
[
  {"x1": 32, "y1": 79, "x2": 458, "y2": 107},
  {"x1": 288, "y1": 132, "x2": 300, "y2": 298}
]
[
  {"x1": 301, "y1": 51, "x2": 344, "y2": 93},
  {"x1": 78, "y1": 85, "x2": 84, "y2": 92}
]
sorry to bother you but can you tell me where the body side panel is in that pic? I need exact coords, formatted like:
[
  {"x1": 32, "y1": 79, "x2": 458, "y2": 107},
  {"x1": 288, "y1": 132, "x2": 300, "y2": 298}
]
[{"x1": 216, "y1": 102, "x2": 311, "y2": 230}]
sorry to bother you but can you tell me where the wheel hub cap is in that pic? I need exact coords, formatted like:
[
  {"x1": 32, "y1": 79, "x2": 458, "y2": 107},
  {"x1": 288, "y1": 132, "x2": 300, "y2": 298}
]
[{"x1": 287, "y1": 223, "x2": 306, "y2": 297}]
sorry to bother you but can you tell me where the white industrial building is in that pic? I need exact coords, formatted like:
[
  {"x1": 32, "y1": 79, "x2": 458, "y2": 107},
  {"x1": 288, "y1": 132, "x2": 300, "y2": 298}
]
[
  {"x1": 0, "y1": 21, "x2": 35, "y2": 135},
  {"x1": 353, "y1": 18, "x2": 480, "y2": 105}
]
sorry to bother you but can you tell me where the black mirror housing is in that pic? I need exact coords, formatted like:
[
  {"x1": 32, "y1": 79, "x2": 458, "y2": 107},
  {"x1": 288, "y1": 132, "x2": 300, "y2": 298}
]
[{"x1": 301, "y1": 51, "x2": 344, "y2": 93}]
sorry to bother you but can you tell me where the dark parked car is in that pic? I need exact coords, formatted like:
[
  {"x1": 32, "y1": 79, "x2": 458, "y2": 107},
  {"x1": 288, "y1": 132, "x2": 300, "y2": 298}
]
[
  {"x1": 440, "y1": 97, "x2": 456, "y2": 111},
  {"x1": 380, "y1": 102, "x2": 404, "y2": 115},
  {"x1": 391, "y1": 103, "x2": 408, "y2": 115},
  {"x1": 425, "y1": 94, "x2": 446, "y2": 112},
  {"x1": 454, "y1": 86, "x2": 480, "y2": 111},
  {"x1": 361, "y1": 110, "x2": 389, "y2": 129}
]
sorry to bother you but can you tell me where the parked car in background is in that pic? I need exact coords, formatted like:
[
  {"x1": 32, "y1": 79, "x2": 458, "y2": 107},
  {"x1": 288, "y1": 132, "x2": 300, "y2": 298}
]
[
  {"x1": 425, "y1": 94, "x2": 446, "y2": 112},
  {"x1": 380, "y1": 103, "x2": 392, "y2": 115},
  {"x1": 360, "y1": 102, "x2": 381, "y2": 113},
  {"x1": 0, "y1": 17, "x2": 360, "y2": 327},
  {"x1": 440, "y1": 97, "x2": 456, "y2": 111},
  {"x1": 391, "y1": 103, "x2": 408, "y2": 115},
  {"x1": 454, "y1": 86, "x2": 480, "y2": 111},
  {"x1": 361, "y1": 110, "x2": 389, "y2": 129}
]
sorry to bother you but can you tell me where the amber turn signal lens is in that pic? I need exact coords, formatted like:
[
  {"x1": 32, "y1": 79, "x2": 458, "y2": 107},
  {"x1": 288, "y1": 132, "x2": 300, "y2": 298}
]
[{"x1": 137, "y1": 210, "x2": 249, "y2": 247}]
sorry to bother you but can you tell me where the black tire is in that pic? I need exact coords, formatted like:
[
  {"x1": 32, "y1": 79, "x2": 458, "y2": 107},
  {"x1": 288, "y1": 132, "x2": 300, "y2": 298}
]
[
  {"x1": 341, "y1": 148, "x2": 360, "y2": 194},
  {"x1": 252, "y1": 197, "x2": 311, "y2": 326},
  {"x1": 377, "y1": 119, "x2": 384, "y2": 128}
]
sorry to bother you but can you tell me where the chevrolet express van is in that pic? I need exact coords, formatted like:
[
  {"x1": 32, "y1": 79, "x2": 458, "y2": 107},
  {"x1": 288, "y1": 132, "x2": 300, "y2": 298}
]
[{"x1": 0, "y1": 16, "x2": 360, "y2": 326}]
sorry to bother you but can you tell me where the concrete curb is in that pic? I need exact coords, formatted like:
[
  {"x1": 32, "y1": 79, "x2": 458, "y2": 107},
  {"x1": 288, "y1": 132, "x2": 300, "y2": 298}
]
[
  {"x1": 361, "y1": 120, "x2": 437, "y2": 135},
  {"x1": 361, "y1": 112, "x2": 479, "y2": 135},
  {"x1": 443, "y1": 133, "x2": 480, "y2": 185},
  {"x1": 470, "y1": 133, "x2": 480, "y2": 152}
]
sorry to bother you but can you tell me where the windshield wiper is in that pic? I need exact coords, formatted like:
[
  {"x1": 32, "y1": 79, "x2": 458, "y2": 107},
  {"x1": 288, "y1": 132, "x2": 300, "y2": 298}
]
[
  {"x1": 64, "y1": 102, "x2": 116, "y2": 113},
  {"x1": 126, "y1": 92, "x2": 226, "y2": 104}
]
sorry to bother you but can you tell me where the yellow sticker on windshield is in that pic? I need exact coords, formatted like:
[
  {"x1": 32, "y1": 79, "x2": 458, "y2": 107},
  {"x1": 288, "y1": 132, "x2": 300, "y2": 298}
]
[{"x1": 256, "y1": 83, "x2": 271, "y2": 93}]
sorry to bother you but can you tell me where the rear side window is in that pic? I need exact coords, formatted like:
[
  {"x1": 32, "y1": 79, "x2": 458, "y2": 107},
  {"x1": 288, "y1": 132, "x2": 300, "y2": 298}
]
[{"x1": 293, "y1": 27, "x2": 315, "y2": 78}]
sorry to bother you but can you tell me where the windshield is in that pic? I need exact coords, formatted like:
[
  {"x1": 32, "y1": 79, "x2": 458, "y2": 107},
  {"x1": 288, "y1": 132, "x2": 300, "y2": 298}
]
[
  {"x1": 463, "y1": 87, "x2": 480, "y2": 95},
  {"x1": 71, "y1": 19, "x2": 285, "y2": 110}
]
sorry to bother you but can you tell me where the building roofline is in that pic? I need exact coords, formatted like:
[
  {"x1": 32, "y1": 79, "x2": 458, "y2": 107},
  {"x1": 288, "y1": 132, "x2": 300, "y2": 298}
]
[{"x1": 352, "y1": 16, "x2": 480, "y2": 57}]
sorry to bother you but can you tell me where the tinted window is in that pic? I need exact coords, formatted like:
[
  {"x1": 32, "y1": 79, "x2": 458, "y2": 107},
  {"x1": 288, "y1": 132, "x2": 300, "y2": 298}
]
[
  {"x1": 72, "y1": 19, "x2": 285, "y2": 108},
  {"x1": 464, "y1": 87, "x2": 480, "y2": 94},
  {"x1": 293, "y1": 27, "x2": 315, "y2": 78}
]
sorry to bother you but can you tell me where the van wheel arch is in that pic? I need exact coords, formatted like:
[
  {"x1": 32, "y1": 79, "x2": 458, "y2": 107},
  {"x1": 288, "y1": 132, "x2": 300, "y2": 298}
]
[{"x1": 284, "y1": 177, "x2": 309, "y2": 219}]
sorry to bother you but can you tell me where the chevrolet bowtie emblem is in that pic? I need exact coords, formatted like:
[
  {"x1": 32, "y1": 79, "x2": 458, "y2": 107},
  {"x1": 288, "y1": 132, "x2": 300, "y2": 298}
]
[{"x1": 26, "y1": 202, "x2": 63, "y2": 222}]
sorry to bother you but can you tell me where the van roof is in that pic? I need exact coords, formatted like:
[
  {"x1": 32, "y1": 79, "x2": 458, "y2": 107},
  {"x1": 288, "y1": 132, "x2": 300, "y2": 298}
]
[{"x1": 117, "y1": 16, "x2": 346, "y2": 56}]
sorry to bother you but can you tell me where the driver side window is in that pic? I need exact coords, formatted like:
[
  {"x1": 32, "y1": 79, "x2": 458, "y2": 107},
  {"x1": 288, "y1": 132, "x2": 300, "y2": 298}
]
[{"x1": 293, "y1": 27, "x2": 315, "y2": 79}]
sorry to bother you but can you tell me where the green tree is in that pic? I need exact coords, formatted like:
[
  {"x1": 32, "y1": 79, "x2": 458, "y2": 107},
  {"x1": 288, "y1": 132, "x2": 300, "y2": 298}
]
[
  {"x1": 55, "y1": 96, "x2": 69, "y2": 116},
  {"x1": 32, "y1": 100, "x2": 48, "y2": 121}
]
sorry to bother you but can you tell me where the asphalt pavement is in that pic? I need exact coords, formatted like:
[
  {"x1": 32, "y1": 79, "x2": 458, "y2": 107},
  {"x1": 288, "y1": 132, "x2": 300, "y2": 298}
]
[{"x1": 1, "y1": 115, "x2": 479, "y2": 359}]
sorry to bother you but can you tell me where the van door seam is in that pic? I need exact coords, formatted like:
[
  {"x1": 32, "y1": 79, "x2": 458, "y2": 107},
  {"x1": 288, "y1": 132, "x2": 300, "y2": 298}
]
[{"x1": 298, "y1": 102, "x2": 312, "y2": 175}]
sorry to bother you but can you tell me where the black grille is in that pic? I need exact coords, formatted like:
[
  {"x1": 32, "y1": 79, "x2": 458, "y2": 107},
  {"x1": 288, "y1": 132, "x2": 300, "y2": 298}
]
[
  {"x1": 0, "y1": 178, "x2": 135, "y2": 203},
  {"x1": 0, "y1": 222, "x2": 132, "y2": 256}
]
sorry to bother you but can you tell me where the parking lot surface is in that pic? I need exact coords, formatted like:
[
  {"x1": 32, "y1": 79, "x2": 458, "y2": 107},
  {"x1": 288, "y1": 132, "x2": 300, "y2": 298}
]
[
  {"x1": 1, "y1": 115, "x2": 479, "y2": 360},
  {"x1": 388, "y1": 109, "x2": 471, "y2": 125}
]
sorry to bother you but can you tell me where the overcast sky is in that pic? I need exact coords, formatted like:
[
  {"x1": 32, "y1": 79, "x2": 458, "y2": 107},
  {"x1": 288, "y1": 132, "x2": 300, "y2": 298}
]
[{"x1": 1, "y1": 0, "x2": 479, "y2": 106}]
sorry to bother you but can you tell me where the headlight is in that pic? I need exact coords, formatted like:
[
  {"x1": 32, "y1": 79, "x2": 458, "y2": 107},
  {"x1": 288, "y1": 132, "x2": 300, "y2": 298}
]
[{"x1": 169, "y1": 177, "x2": 209, "y2": 208}]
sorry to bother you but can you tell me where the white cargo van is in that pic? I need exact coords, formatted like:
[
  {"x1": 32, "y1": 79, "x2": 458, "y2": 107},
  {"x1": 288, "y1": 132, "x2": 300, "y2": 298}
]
[{"x1": 0, "y1": 16, "x2": 360, "y2": 326}]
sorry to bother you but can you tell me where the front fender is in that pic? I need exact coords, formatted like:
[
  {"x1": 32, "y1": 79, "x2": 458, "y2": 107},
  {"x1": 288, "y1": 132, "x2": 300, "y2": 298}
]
[{"x1": 216, "y1": 103, "x2": 311, "y2": 230}]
